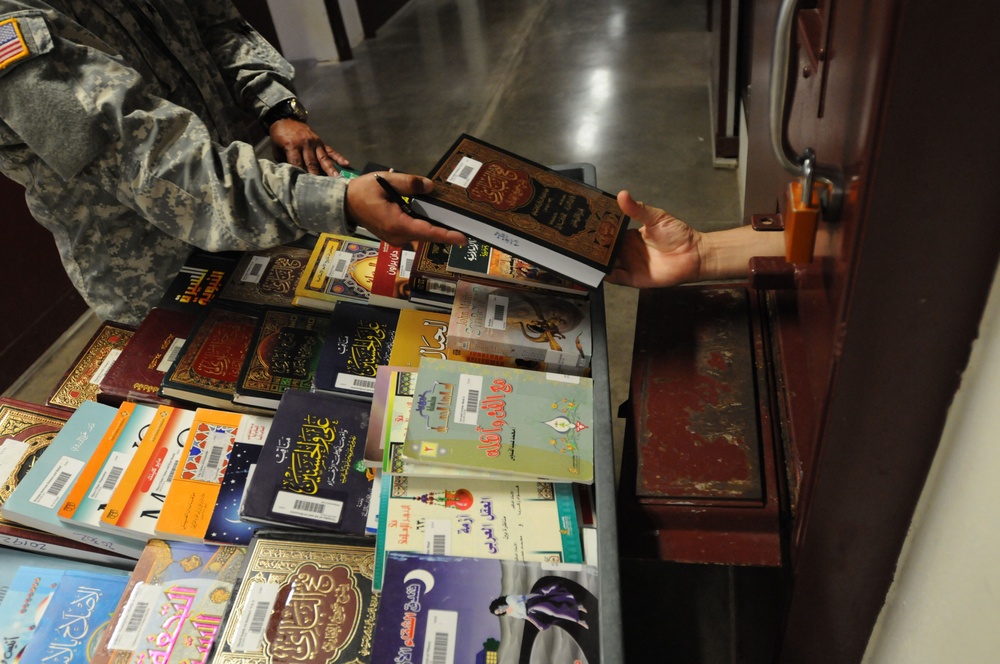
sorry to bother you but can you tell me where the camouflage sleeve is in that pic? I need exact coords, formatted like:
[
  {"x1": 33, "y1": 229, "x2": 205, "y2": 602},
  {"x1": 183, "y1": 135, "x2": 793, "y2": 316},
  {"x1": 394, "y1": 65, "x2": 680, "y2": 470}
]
[
  {"x1": 0, "y1": 8, "x2": 348, "y2": 252},
  {"x1": 185, "y1": 1, "x2": 297, "y2": 121}
]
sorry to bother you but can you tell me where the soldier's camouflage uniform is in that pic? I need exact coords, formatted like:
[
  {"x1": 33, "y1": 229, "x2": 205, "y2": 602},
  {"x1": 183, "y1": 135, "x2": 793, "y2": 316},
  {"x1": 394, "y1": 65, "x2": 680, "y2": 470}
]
[{"x1": 0, "y1": 0, "x2": 351, "y2": 324}]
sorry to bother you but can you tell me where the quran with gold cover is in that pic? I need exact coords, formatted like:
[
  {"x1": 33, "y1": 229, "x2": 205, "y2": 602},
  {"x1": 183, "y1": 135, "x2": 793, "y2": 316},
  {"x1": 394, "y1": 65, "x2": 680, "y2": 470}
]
[
  {"x1": 410, "y1": 134, "x2": 629, "y2": 288},
  {"x1": 211, "y1": 530, "x2": 379, "y2": 664},
  {"x1": 46, "y1": 321, "x2": 136, "y2": 411}
]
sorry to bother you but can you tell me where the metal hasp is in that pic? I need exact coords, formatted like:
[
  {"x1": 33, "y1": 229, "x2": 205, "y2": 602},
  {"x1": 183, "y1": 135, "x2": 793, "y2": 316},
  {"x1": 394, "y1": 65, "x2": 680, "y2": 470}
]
[{"x1": 769, "y1": 0, "x2": 844, "y2": 222}]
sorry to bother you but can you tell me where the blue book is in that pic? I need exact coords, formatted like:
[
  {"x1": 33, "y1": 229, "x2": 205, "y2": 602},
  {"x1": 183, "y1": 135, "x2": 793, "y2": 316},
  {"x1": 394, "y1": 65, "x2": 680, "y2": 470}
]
[
  {"x1": 0, "y1": 565, "x2": 66, "y2": 661},
  {"x1": 312, "y1": 302, "x2": 399, "y2": 400},
  {"x1": 203, "y1": 440, "x2": 265, "y2": 545},
  {"x1": 240, "y1": 389, "x2": 374, "y2": 535},
  {"x1": 3, "y1": 401, "x2": 142, "y2": 558},
  {"x1": 20, "y1": 569, "x2": 130, "y2": 663}
]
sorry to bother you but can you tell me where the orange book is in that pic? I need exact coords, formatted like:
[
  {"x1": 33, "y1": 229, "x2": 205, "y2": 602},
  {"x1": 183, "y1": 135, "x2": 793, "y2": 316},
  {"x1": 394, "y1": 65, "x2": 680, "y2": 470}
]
[
  {"x1": 100, "y1": 405, "x2": 196, "y2": 541},
  {"x1": 153, "y1": 408, "x2": 271, "y2": 542}
]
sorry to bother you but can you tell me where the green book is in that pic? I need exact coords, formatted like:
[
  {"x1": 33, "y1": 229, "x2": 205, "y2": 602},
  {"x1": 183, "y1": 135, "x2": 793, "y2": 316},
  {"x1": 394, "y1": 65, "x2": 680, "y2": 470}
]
[{"x1": 402, "y1": 357, "x2": 594, "y2": 483}]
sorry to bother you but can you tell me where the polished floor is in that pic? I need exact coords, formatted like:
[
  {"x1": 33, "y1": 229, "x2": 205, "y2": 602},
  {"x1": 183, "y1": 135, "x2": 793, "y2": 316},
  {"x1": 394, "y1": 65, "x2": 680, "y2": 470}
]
[{"x1": 7, "y1": 1, "x2": 747, "y2": 661}]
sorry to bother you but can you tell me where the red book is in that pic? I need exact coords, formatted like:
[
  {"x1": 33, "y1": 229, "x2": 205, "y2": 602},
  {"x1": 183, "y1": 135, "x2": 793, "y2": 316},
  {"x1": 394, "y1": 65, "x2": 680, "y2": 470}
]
[
  {"x1": 368, "y1": 240, "x2": 422, "y2": 310},
  {"x1": 98, "y1": 307, "x2": 199, "y2": 407},
  {"x1": 158, "y1": 305, "x2": 263, "y2": 412}
]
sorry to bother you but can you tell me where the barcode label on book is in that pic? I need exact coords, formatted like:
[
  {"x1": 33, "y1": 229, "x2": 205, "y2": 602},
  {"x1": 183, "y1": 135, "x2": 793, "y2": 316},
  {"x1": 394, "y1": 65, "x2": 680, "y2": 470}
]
[
  {"x1": 422, "y1": 610, "x2": 458, "y2": 664},
  {"x1": 109, "y1": 582, "x2": 161, "y2": 651},
  {"x1": 157, "y1": 337, "x2": 187, "y2": 373},
  {"x1": 400, "y1": 250, "x2": 415, "y2": 278},
  {"x1": 454, "y1": 374, "x2": 484, "y2": 425},
  {"x1": 446, "y1": 156, "x2": 482, "y2": 189},
  {"x1": 190, "y1": 425, "x2": 235, "y2": 482},
  {"x1": 88, "y1": 450, "x2": 130, "y2": 502},
  {"x1": 329, "y1": 251, "x2": 353, "y2": 279},
  {"x1": 485, "y1": 294, "x2": 509, "y2": 330},
  {"x1": 240, "y1": 256, "x2": 271, "y2": 284},
  {"x1": 29, "y1": 456, "x2": 85, "y2": 508},
  {"x1": 151, "y1": 448, "x2": 183, "y2": 494},
  {"x1": 272, "y1": 491, "x2": 344, "y2": 524},
  {"x1": 0, "y1": 438, "x2": 29, "y2": 489},
  {"x1": 424, "y1": 519, "x2": 452, "y2": 556},
  {"x1": 230, "y1": 582, "x2": 280, "y2": 653},
  {"x1": 90, "y1": 348, "x2": 122, "y2": 385},
  {"x1": 335, "y1": 373, "x2": 376, "y2": 394}
]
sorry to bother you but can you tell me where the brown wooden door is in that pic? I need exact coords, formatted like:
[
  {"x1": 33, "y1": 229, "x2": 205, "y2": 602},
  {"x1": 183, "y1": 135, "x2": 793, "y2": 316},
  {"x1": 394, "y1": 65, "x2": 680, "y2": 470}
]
[
  {"x1": 742, "y1": 0, "x2": 1000, "y2": 661},
  {"x1": 0, "y1": 177, "x2": 89, "y2": 393}
]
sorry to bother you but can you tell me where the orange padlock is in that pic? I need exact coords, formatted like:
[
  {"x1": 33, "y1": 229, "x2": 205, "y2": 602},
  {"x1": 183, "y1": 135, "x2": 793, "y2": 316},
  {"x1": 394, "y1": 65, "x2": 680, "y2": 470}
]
[{"x1": 784, "y1": 179, "x2": 823, "y2": 264}]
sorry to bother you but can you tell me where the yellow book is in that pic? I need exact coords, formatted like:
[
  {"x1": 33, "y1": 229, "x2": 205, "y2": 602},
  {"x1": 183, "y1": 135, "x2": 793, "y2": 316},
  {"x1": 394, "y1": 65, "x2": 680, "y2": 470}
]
[
  {"x1": 292, "y1": 232, "x2": 379, "y2": 310},
  {"x1": 387, "y1": 308, "x2": 469, "y2": 367},
  {"x1": 153, "y1": 408, "x2": 272, "y2": 542}
]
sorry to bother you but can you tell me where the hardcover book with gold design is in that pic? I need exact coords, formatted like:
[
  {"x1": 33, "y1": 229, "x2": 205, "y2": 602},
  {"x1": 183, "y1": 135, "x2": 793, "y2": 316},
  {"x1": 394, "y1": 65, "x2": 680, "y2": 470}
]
[
  {"x1": 47, "y1": 321, "x2": 136, "y2": 411},
  {"x1": 233, "y1": 307, "x2": 330, "y2": 410},
  {"x1": 411, "y1": 134, "x2": 629, "y2": 288},
  {"x1": 219, "y1": 243, "x2": 315, "y2": 309},
  {"x1": 211, "y1": 531, "x2": 380, "y2": 664}
]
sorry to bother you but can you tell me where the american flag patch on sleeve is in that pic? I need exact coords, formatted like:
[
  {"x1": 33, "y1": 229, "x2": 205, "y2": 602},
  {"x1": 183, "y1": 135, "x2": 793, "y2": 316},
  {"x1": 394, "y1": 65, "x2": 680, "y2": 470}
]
[{"x1": 0, "y1": 18, "x2": 29, "y2": 71}]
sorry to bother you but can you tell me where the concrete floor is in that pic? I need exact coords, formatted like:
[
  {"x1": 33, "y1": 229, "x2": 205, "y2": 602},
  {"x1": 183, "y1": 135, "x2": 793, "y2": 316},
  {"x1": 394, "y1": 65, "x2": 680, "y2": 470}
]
[{"x1": 6, "y1": 1, "x2": 748, "y2": 661}]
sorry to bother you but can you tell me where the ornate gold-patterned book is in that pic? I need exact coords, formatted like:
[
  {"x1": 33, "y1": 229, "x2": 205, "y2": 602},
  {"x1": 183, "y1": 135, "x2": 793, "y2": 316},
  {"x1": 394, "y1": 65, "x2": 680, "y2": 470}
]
[
  {"x1": 411, "y1": 134, "x2": 630, "y2": 288},
  {"x1": 46, "y1": 321, "x2": 136, "y2": 410},
  {"x1": 211, "y1": 530, "x2": 379, "y2": 664}
]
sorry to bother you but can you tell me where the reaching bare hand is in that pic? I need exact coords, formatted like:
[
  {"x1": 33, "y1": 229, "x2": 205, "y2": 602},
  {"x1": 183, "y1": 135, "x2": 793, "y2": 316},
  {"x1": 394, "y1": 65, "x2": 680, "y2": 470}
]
[
  {"x1": 605, "y1": 190, "x2": 704, "y2": 288},
  {"x1": 269, "y1": 119, "x2": 350, "y2": 176}
]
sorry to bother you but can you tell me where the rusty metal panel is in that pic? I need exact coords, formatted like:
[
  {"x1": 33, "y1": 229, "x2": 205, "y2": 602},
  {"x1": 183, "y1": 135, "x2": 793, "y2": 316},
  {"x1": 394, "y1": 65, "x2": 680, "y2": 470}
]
[{"x1": 632, "y1": 286, "x2": 763, "y2": 502}]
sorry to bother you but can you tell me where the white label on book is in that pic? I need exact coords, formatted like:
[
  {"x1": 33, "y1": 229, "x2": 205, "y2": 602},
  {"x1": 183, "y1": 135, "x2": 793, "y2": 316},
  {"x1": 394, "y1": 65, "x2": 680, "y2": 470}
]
[
  {"x1": 427, "y1": 279, "x2": 456, "y2": 296},
  {"x1": 88, "y1": 450, "x2": 130, "y2": 502},
  {"x1": 454, "y1": 374, "x2": 484, "y2": 426},
  {"x1": 424, "y1": 519, "x2": 452, "y2": 555},
  {"x1": 328, "y1": 250, "x2": 353, "y2": 279},
  {"x1": 109, "y1": 582, "x2": 161, "y2": 651},
  {"x1": 29, "y1": 455, "x2": 85, "y2": 508},
  {"x1": 484, "y1": 294, "x2": 509, "y2": 330},
  {"x1": 90, "y1": 349, "x2": 121, "y2": 385},
  {"x1": 241, "y1": 255, "x2": 271, "y2": 284},
  {"x1": 335, "y1": 373, "x2": 376, "y2": 394},
  {"x1": 236, "y1": 415, "x2": 272, "y2": 445},
  {"x1": 446, "y1": 156, "x2": 482, "y2": 189},
  {"x1": 366, "y1": 472, "x2": 382, "y2": 534},
  {"x1": 230, "y1": 582, "x2": 280, "y2": 653},
  {"x1": 545, "y1": 372, "x2": 582, "y2": 385},
  {"x1": 157, "y1": 337, "x2": 187, "y2": 373},
  {"x1": 0, "y1": 438, "x2": 29, "y2": 485},
  {"x1": 272, "y1": 490, "x2": 343, "y2": 524},
  {"x1": 400, "y1": 250, "x2": 415, "y2": 278},
  {"x1": 422, "y1": 610, "x2": 458, "y2": 664}
]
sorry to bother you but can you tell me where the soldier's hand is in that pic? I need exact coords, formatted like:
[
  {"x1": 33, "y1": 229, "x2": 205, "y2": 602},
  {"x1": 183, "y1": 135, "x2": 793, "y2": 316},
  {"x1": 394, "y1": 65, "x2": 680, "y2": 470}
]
[
  {"x1": 269, "y1": 119, "x2": 349, "y2": 176},
  {"x1": 344, "y1": 173, "x2": 466, "y2": 247}
]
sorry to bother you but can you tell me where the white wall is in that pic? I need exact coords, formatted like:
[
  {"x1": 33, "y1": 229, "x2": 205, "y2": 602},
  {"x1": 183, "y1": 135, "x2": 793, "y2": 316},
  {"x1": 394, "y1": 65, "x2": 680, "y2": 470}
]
[
  {"x1": 265, "y1": 0, "x2": 364, "y2": 63},
  {"x1": 864, "y1": 261, "x2": 1000, "y2": 662}
]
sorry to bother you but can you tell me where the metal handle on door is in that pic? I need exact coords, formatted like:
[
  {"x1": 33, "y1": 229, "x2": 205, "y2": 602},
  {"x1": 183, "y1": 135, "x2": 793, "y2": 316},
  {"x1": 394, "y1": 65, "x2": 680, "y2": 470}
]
[{"x1": 769, "y1": 0, "x2": 844, "y2": 221}]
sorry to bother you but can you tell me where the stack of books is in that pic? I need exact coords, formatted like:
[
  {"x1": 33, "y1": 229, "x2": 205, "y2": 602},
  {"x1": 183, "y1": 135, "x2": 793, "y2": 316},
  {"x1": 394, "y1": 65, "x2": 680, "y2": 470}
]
[{"x1": 0, "y1": 135, "x2": 619, "y2": 663}]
